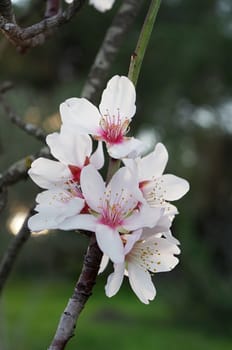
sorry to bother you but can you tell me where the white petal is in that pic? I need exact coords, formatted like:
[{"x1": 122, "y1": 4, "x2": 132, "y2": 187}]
[
  {"x1": 107, "y1": 137, "x2": 143, "y2": 159},
  {"x1": 28, "y1": 158, "x2": 70, "y2": 189},
  {"x1": 163, "y1": 230, "x2": 180, "y2": 245},
  {"x1": 95, "y1": 224, "x2": 124, "y2": 263},
  {"x1": 127, "y1": 262, "x2": 156, "y2": 304},
  {"x1": 99, "y1": 76, "x2": 136, "y2": 122},
  {"x1": 29, "y1": 189, "x2": 85, "y2": 231},
  {"x1": 89, "y1": 0, "x2": 115, "y2": 12},
  {"x1": 161, "y1": 174, "x2": 190, "y2": 201},
  {"x1": 46, "y1": 127, "x2": 92, "y2": 166},
  {"x1": 137, "y1": 236, "x2": 180, "y2": 273},
  {"x1": 140, "y1": 215, "x2": 172, "y2": 239},
  {"x1": 105, "y1": 263, "x2": 125, "y2": 297},
  {"x1": 98, "y1": 254, "x2": 109, "y2": 274},
  {"x1": 60, "y1": 97, "x2": 101, "y2": 135},
  {"x1": 124, "y1": 229, "x2": 142, "y2": 255},
  {"x1": 124, "y1": 205, "x2": 163, "y2": 231},
  {"x1": 107, "y1": 166, "x2": 142, "y2": 210},
  {"x1": 80, "y1": 165, "x2": 105, "y2": 212},
  {"x1": 139, "y1": 143, "x2": 169, "y2": 180},
  {"x1": 59, "y1": 214, "x2": 97, "y2": 231},
  {"x1": 90, "y1": 141, "x2": 104, "y2": 169}
]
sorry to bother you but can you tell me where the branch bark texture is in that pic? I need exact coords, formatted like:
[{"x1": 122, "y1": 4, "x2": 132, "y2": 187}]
[
  {"x1": 48, "y1": 235, "x2": 102, "y2": 350},
  {"x1": 0, "y1": 0, "x2": 86, "y2": 51},
  {"x1": 0, "y1": 208, "x2": 34, "y2": 295}
]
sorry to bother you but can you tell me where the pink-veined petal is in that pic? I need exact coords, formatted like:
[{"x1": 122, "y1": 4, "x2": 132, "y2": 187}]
[
  {"x1": 107, "y1": 137, "x2": 143, "y2": 159},
  {"x1": 127, "y1": 262, "x2": 156, "y2": 304},
  {"x1": 28, "y1": 158, "x2": 70, "y2": 189},
  {"x1": 80, "y1": 165, "x2": 105, "y2": 212},
  {"x1": 46, "y1": 127, "x2": 92, "y2": 166},
  {"x1": 58, "y1": 214, "x2": 98, "y2": 231},
  {"x1": 99, "y1": 76, "x2": 136, "y2": 122},
  {"x1": 95, "y1": 224, "x2": 124, "y2": 263},
  {"x1": 139, "y1": 143, "x2": 169, "y2": 180},
  {"x1": 105, "y1": 263, "x2": 125, "y2": 297},
  {"x1": 90, "y1": 141, "x2": 104, "y2": 169},
  {"x1": 60, "y1": 97, "x2": 101, "y2": 135},
  {"x1": 98, "y1": 254, "x2": 109, "y2": 274},
  {"x1": 161, "y1": 174, "x2": 190, "y2": 201},
  {"x1": 89, "y1": 0, "x2": 115, "y2": 12}
]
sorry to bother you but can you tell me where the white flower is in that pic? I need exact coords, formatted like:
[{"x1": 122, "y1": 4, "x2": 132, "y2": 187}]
[
  {"x1": 59, "y1": 164, "x2": 165, "y2": 264},
  {"x1": 105, "y1": 229, "x2": 180, "y2": 304},
  {"x1": 60, "y1": 75, "x2": 143, "y2": 159},
  {"x1": 28, "y1": 127, "x2": 104, "y2": 231},
  {"x1": 89, "y1": 0, "x2": 115, "y2": 12},
  {"x1": 123, "y1": 143, "x2": 189, "y2": 213}
]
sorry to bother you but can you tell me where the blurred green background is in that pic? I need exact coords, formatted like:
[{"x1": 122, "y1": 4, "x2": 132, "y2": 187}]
[{"x1": 0, "y1": 0, "x2": 232, "y2": 349}]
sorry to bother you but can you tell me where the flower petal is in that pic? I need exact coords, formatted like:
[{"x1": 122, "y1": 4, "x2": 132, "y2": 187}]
[
  {"x1": 60, "y1": 97, "x2": 101, "y2": 135},
  {"x1": 161, "y1": 174, "x2": 190, "y2": 201},
  {"x1": 124, "y1": 229, "x2": 142, "y2": 255},
  {"x1": 98, "y1": 254, "x2": 109, "y2": 274},
  {"x1": 59, "y1": 214, "x2": 98, "y2": 231},
  {"x1": 139, "y1": 143, "x2": 169, "y2": 180},
  {"x1": 124, "y1": 205, "x2": 163, "y2": 231},
  {"x1": 89, "y1": 0, "x2": 115, "y2": 12},
  {"x1": 80, "y1": 165, "x2": 105, "y2": 213},
  {"x1": 105, "y1": 263, "x2": 125, "y2": 297},
  {"x1": 46, "y1": 126, "x2": 92, "y2": 166},
  {"x1": 107, "y1": 137, "x2": 143, "y2": 159},
  {"x1": 136, "y1": 236, "x2": 180, "y2": 273},
  {"x1": 29, "y1": 189, "x2": 85, "y2": 231},
  {"x1": 107, "y1": 166, "x2": 143, "y2": 210},
  {"x1": 90, "y1": 141, "x2": 104, "y2": 169},
  {"x1": 28, "y1": 158, "x2": 70, "y2": 189},
  {"x1": 99, "y1": 76, "x2": 136, "y2": 122},
  {"x1": 95, "y1": 224, "x2": 124, "y2": 263},
  {"x1": 127, "y1": 262, "x2": 156, "y2": 304}
]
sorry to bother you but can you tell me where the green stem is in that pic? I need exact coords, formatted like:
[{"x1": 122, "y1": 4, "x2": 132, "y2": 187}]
[
  {"x1": 128, "y1": 0, "x2": 162, "y2": 87},
  {"x1": 107, "y1": 0, "x2": 162, "y2": 181}
]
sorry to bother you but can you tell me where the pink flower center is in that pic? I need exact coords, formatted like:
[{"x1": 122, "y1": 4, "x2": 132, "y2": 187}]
[
  {"x1": 68, "y1": 157, "x2": 90, "y2": 183},
  {"x1": 100, "y1": 200, "x2": 124, "y2": 228},
  {"x1": 98, "y1": 189, "x2": 137, "y2": 229},
  {"x1": 98, "y1": 109, "x2": 129, "y2": 144}
]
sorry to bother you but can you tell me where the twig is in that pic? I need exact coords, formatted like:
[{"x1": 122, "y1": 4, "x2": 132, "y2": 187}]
[
  {"x1": 0, "y1": 94, "x2": 47, "y2": 142},
  {"x1": 0, "y1": 0, "x2": 15, "y2": 22},
  {"x1": 81, "y1": 0, "x2": 144, "y2": 104},
  {"x1": 0, "y1": 187, "x2": 7, "y2": 213},
  {"x1": 45, "y1": 0, "x2": 61, "y2": 18},
  {"x1": 0, "y1": 147, "x2": 50, "y2": 188},
  {"x1": 0, "y1": 81, "x2": 13, "y2": 94},
  {"x1": 0, "y1": 207, "x2": 34, "y2": 295},
  {"x1": 0, "y1": 0, "x2": 86, "y2": 51},
  {"x1": 48, "y1": 235, "x2": 102, "y2": 350}
]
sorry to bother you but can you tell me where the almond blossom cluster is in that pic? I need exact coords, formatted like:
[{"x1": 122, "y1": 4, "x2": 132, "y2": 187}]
[{"x1": 28, "y1": 75, "x2": 189, "y2": 304}]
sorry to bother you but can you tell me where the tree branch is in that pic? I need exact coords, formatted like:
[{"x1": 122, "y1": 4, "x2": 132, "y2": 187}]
[
  {"x1": 82, "y1": 0, "x2": 144, "y2": 104},
  {"x1": 45, "y1": 0, "x2": 61, "y2": 18},
  {"x1": 0, "y1": 93, "x2": 47, "y2": 143},
  {"x1": 0, "y1": 147, "x2": 50, "y2": 188},
  {"x1": 0, "y1": 0, "x2": 86, "y2": 51},
  {"x1": 0, "y1": 0, "x2": 15, "y2": 22},
  {"x1": 0, "y1": 207, "x2": 34, "y2": 295},
  {"x1": 48, "y1": 235, "x2": 102, "y2": 350}
]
